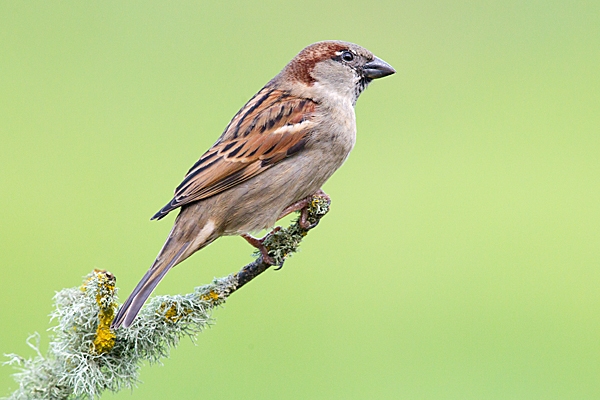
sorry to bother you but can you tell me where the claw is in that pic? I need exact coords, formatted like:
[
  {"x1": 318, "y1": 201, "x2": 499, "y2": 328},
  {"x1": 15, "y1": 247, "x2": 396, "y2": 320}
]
[
  {"x1": 273, "y1": 260, "x2": 285, "y2": 271},
  {"x1": 298, "y1": 207, "x2": 320, "y2": 230},
  {"x1": 241, "y1": 189, "x2": 330, "y2": 267},
  {"x1": 241, "y1": 232, "x2": 276, "y2": 265},
  {"x1": 279, "y1": 189, "x2": 330, "y2": 230}
]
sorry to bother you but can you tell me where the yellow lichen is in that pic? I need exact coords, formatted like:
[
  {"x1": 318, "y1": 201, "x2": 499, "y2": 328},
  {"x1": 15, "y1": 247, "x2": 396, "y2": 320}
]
[
  {"x1": 86, "y1": 270, "x2": 117, "y2": 354},
  {"x1": 160, "y1": 303, "x2": 192, "y2": 323},
  {"x1": 159, "y1": 290, "x2": 219, "y2": 323},
  {"x1": 163, "y1": 304, "x2": 179, "y2": 322},
  {"x1": 93, "y1": 308, "x2": 116, "y2": 354},
  {"x1": 200, "y1": 290, "x2": 220, "y2": 303}
]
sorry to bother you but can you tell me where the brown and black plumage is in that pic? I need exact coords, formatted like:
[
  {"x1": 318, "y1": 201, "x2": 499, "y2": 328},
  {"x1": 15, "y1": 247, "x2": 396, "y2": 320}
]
[
  {"x1": 111, "y1": 41, "x2": 394, "y2": 329},
  {"x1": 151, "y1": 89, "x2": 317, "y2": 220}
]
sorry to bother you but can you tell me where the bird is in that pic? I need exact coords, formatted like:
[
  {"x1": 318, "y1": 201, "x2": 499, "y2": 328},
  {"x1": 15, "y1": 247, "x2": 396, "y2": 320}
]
[{"x1": 111, "y1": 40, "x2": 395, "y2": 329}]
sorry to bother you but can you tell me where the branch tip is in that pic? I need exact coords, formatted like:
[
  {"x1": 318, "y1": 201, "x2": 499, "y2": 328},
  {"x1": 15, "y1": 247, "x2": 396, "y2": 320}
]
[{"x1": 3, "y1": 192, "x2": 331, "y2": 399}]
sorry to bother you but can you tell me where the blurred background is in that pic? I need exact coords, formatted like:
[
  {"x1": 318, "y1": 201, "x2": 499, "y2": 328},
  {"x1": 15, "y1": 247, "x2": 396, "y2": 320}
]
[{"x1": 1, "y1": 1, "x2": 599, "y2": 399}]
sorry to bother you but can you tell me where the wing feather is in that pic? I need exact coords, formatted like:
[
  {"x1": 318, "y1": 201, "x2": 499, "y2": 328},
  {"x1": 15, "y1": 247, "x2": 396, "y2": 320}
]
[{"x1": 151, "y1": 87, "x2": 317, "y2": 220}]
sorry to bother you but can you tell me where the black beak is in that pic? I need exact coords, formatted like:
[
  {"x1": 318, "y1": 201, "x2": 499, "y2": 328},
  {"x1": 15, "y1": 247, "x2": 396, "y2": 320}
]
[{"x1": 363, "y1": 57, "x2": 395, "y2": 79}]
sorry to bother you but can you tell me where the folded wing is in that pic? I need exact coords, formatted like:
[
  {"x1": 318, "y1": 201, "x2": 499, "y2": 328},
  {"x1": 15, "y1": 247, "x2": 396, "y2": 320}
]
[{"x1": 152, "y1": 87, "x2": 317, "y2": 220}]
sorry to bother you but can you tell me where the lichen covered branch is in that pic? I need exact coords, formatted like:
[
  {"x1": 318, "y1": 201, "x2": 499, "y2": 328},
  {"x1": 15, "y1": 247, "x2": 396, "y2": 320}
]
[{"x1": 3, "y1": 193, "x2": 330, "y2": 400}]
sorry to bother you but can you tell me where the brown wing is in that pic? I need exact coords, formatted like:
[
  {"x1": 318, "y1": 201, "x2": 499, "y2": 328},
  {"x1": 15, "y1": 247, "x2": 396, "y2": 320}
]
[{"x1": 151, "y1": 87, "x2": 317, "y2": 220}]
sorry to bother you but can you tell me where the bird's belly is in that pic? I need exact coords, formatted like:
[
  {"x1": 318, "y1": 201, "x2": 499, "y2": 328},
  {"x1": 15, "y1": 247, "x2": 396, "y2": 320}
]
[{"x1": 217, "y1": 146, "x2": 348, "y2": 235}]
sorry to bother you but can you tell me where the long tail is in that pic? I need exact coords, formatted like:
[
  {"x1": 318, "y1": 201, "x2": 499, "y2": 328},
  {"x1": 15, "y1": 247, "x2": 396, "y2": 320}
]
[
  {"x1": 111, "y1": 213, "x2": 217, "y2": 329},
  {"x1": 111, "y1": 238, "x2": 191, "y2": 329}
]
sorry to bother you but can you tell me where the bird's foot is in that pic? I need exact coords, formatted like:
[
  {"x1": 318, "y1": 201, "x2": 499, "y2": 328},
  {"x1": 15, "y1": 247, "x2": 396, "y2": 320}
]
[
  {"x1": 279, "y1": 189, "x2": 330, "y2": 230},
  {"x1": 241, "y1": 231, "x2": 278, "y2": 266}
]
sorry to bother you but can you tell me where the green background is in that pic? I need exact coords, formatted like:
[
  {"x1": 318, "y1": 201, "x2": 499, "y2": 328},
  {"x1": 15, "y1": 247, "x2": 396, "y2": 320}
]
[{"x1": 1, "y1": 1, "x2": 599, "y2": 399}]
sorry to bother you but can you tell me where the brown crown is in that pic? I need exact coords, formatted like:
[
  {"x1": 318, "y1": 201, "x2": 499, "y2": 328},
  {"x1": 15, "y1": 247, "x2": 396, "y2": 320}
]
[{"x1": 284, "y1": 41, "x2": 354, "y2": 85}]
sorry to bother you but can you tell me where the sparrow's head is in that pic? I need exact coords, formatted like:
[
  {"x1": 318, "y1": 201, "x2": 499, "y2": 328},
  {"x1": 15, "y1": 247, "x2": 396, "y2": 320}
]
[{"x1": 278, "y1": 40, "x2": 395, "y2": 104}]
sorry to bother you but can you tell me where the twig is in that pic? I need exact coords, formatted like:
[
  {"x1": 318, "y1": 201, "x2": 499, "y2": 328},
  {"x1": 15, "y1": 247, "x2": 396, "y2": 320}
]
[{"x1": 2, "y1": 194, "x2": 330, "y2": 400}]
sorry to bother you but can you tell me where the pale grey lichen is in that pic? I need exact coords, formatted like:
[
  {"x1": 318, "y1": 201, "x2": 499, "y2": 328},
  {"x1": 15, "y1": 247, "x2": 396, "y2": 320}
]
[
  {"x1": 3, "y1": 193, "x2": 331, "y2": 399},
  {"x1": 260, "y1": 195, "x2": 331, "y2": 265},
  {"x1": 3, "y1": 271, "x2": 237, "y2": 400}
]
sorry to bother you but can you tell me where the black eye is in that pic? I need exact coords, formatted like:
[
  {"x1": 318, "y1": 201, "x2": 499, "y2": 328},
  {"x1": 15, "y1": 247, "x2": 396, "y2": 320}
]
[{"x1": 341, "y1": 51, "x2": 354, "y2": 62}]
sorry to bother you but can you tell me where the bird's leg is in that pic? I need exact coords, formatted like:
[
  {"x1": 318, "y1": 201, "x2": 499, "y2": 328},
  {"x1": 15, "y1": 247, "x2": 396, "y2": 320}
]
[
  {"x1": 279, "y1": 189, "x2": 330, "y2": 229},
  {"x1": 242, "y1": 189, "x2": 331, "y2": 268},
  {"x1": 241, "y1": 232, "x2": 278, "y2": 265},
  {"x1": 243, "y1": 190, "x2": 330, "y2": 266}
]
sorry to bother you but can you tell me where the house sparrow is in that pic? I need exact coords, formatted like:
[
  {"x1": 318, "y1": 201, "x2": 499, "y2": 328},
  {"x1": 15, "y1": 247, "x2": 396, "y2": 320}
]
[{"x1": 112, "y1": 40, "x2": 395, "y2": 329}]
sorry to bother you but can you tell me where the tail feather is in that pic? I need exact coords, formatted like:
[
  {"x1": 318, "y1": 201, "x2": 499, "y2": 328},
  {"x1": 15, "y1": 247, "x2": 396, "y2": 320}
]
[
  {"x1": 111, "y1": 242, "x2": 190, "y2": 329},
  {"x1": 112, "y1": 209, "x2": 218, "y2": 329}
]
